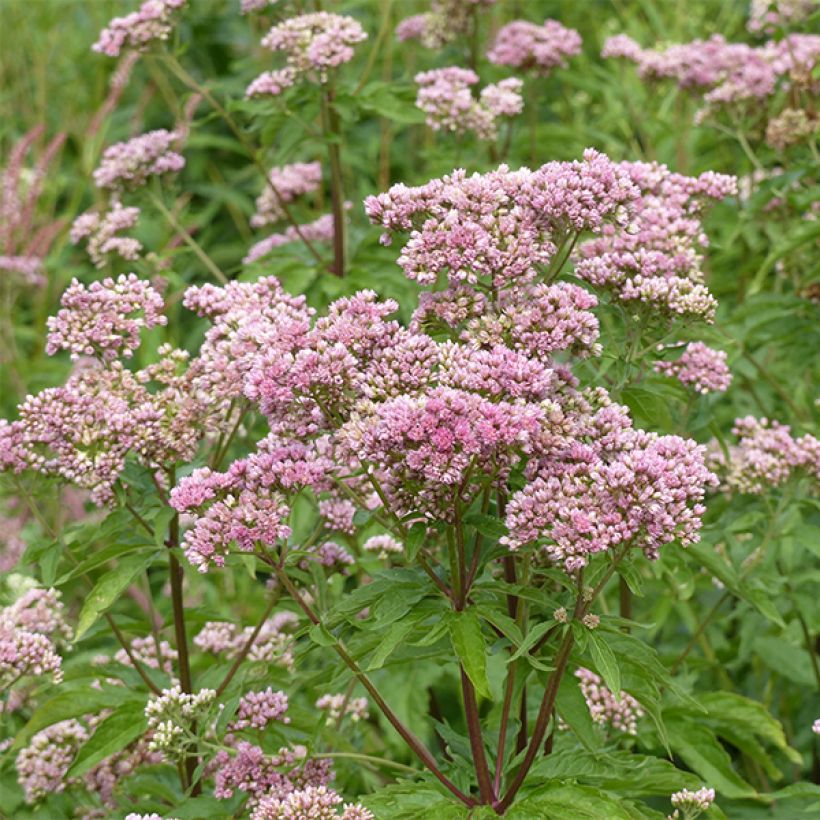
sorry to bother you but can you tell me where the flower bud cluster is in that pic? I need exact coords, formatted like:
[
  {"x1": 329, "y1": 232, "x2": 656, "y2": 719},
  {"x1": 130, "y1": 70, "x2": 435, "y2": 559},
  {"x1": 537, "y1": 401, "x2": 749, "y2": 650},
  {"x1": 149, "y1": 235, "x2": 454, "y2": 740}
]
[
  {"x1": 145, "y1": 685, "x2": 217, "y2": 759},
  {"x1": 575, "y1": 667, "x2": 645, "y2": 735},
  {"x1": 194, "y1": 612, "x2": 299, "y2": 669},
  {"x1": 246, "y1": 13, "x2": 367, "y2": 97},
  {"x1": 415, "y1": 68, "x2": 523, "y2": 140},
  {"x1": 396, "y1": 1, "x2": 495, "y2": 50},
  {"x1": 488, "y1": 19, "x2": 582, "y2": 74},
  {"x1": 668, "y1": 787, "x2": 715, "y2": 819},
  {"x1": 92, "y1": 0, "x2": 187, "y2": 58},
  {"x1": 93, "y1": 129, "x2": 185, "y2": 190},
  {"x1": 654, "y1": 342, "x2": 732, "y2": 394},
  {"x1": 70, "y1": 203, "x2": 142, "y2": 268},
  {"x1": 708, "y1": 416, "x2": 819, "y2": 494},
  {"x1": 315, "y1": 693, "x2": 369, "y2": 725},
  {"x1": 252, "y1": 785, "x2": 374, "y2": 820},
  {"x1": 251, "y1": 163, "x2": 323, "y2": 228},
  {"x1": 228, "y1": 688, "x2": 290, "y2": 731}
]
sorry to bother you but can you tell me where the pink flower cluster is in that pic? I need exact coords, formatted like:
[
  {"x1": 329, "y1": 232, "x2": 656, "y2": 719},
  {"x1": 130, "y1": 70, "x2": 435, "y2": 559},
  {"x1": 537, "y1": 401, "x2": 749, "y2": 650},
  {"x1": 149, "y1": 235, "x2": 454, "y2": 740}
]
[
  {"x1": 70, "y1": 202, "x2": 142, "y2": 268},
  {"x1": 576, "y1": 161, "x2": 736, "y2": 322},
  {"x1": 114, "y1": 636, "x2": 177, "y2": 675},
  {"x1": 170, "y1": 434, "x2": 334, "y2": 570},
  {"x1": 315, "y1": 693, "x2": 369, "y2": 725},
  {"x1": 574, "y1": 667, "x2": 644, "y2": 735},
  {"x1": 708, "y1": 416, "x2": 819, "y2": 494},
  {"x1": 602, "y1": 31, "x2": 820, "y2": 118},
  {"x1": 251, "y1": 162, "x2": 323, "y2": 228},
  {"x1": 92, "y1": 0, "x2": 187, "y2": 58},
  {"x1": 194, "y1": 612, "x2": 299, "y2": 669},
  {"x1": 365, "y1": 149, "x2": 638, "y2": 289},
  {"x1": 46, "y1": 274, "x2": 165, "y2": 361},
  {"x1": 252, "y1": 785, "x2": 373, "y2": 820},
  {"x1": 214, "y1": 741, "x2": 333, "y2": 805},
  {"x1": 488, "y1": 19, "x2": 582, "y2": 74},
  {"x1": 241, "y1": 0, "x2": 278, "y2": 13},
  {"x1": 415, "y1": 67, "x2": 523, "y2": 140},
  {"x1": 229, "y1": 688, "x2": 290, "y2": 731},
  {"x1": 503, "y1": 401, "x2": 717, "y2": 570},
  {"x1": 654, "y1": 342, "x2": 732, "y2": 394},
  {"x1": 748, "y1": 0, "x2": 815, "y2": 33},
  {"x1": 15, "y1": 719, "x2": 88, "y2": 802},
  {"x1": 247, "y1": 13, "x2": 367, "y2": 97},
  {"x1": 362, "y1": 534, "x2": 403, "y2": 558},
  {"x1": 396, "y1": 0, "x2": 496, "y2": 50},
  {"x1": 93, "y1": 129, "x2": 185, "y2": 190}
]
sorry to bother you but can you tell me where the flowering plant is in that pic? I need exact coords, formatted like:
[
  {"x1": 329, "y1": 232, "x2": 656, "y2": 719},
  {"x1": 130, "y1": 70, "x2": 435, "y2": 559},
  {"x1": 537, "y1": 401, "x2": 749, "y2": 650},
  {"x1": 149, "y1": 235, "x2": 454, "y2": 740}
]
[{"x1": 0, "y1": 1, "x2": 818, "y2": 818}]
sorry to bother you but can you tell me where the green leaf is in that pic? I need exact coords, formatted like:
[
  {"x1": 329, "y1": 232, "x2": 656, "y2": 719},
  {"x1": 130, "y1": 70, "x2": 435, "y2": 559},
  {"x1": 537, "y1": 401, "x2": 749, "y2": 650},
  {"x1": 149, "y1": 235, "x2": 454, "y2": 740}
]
[
  {"x1": 510, "y1": 784, "x2": 656, "y2": 819},
  {"x1": 555, "y1": 674, "x2": 602, "y2": 752},
  {"x1": 405, "y1": 522, "x2": 426, "y2": 562},
  {"x1": 465, "y1": 513, "x2": 508, "y2": 540},
  {"x1": 15, "y1": 687, "x2": 141, "y2": 749},
  {"x1": 509, "y1": 620, "x2": 555, "y2": 661},
  {"x1": 666, "y1": 716, "x2": 757, "y2": 799},
  {"x1": 588, "y1": 630, "x2": 621, "y2": 697},
  {"x1": 75, "y1": 551, "x2": 160, "y2": 640},
  {"x1": 361, "y1": 783, "x2": 467, "y2": 819},
  {"x1": 449, "y1": 610, "x2": 491, "y2": 699},
  {"x1": 622, "y1": 387, "x2": 674, "y2": 430},
  {"x1": 367, "y1": 619, "x2": 416, "y2": 670},
  {"x1": 308, "y1": 623, "x2": 336, "y2": 647},
  {"x1": 67, "y1": 702, "x2": 148, "y2": 778},
  {"x1": 55, "y1": 542, "x2": 154, "y2": 585}
]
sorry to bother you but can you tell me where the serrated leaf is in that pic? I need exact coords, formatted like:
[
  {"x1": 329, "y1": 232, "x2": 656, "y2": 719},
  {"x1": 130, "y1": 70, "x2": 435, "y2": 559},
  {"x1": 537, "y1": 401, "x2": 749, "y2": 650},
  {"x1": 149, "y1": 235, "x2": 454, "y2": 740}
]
[
  {"x1": 555, "y1": 674, "x2": 602, "y2": 752},
  {"x1": 75, "y1": 551, "x2": 160, "y2": 640},
  {"x1": 55, "y1": 542, "x2": 153, "y2": 585},
  {"x1": 308, "y1": 623, "x2": 336, "y2": 646},
  {"x1": 509, "y1": 620, "x2": 555, "y2": 662},
  {"x1": 405, "y1": 522, "x2": 426, "y2": 562},
  {"x1": 588, "y1": 630, "x2": 621, "y2": 697},
  {"x1": 367, "y1": 619, "x2": 416, "y2": 670},
  {"x1": 449, "y1": 610, "x2": 490, "y2": 699},
  {"x1": 67, "y1": 702, "x2": 148, "y2": 778}
]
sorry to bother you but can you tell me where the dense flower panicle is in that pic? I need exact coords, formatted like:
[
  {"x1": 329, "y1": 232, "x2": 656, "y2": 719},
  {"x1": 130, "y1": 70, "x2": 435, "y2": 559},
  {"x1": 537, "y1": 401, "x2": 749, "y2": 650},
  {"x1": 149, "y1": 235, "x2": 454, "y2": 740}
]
[
  {"x1": 16, "y1": 719, "x2": 89, "y2": 803},
  {"x1": 708, "y1": 416, "x2": 819, "y2": 494},
  {"x1": 318, "y1": 498, "x2": 357, "y2": 534},
  {"x1": 184, "y1": 277, "x2": 314, "y2": 407},
  {"x1": 574, "y1": 667, "x2": 644, "y2": 734},
  {"x1": 669, "y1": 787, "x2": 716, "y2": 819},
  {"x1": 602, "y1": 31, "x2": 820, "y2": 120},
  {"x1": 396, "y1": 0, "x2": 495, "y2": 49},
  {"x1": 362, "y1": 534, "x2": 403, "y2": 558},
  {"x1": 83, "y1": 736, "x2": 163, "y2": 809},
  {"x1": 339, "y1": 387, "x2": 542, "y2": 519},
  {"x1": 16, "y1": 352, "x2": 208, "y2": 505},
  {"x1": 415, "y1": 67, "x2": 523, "y2": 140},
  {"x1": 304, "y1": 541, "x2": 356, "y2": 574},
  {"x1": 487, "y1": 19, "x2": 582, "y2": 74},
  {"x1": 654, "y1": 342, "x2": 732, "y2": 394},
  {"x1": 252, "y1": 785, "x2": 373, "y2": 820},
  {"x1": 5, "y1": 587, "x2": 70, "y2": 639},
  {"x1": 0, "y1": 622, "x2": 63, "y2": 687},
  {"x1": 503, "y1": 420, "x2": 717, "y2": 570},
  {"x1": 214, "y1": 741, "x2": 333, "y2": 804},
  {"x1": 170, "y1": 434, "x2": 334, "y2": 570},
  {"x1": 93, "y1": 129, "x2": 185, "y2": 190},
  {"x1": 749, "y1": 0, "x2": 816, "y2": 32},
  {"x1": 576, "y1": 161, "x2": 736, "y2": 322},
  {"x1": 315, "y1": 693, "x2": 369, "y2": 725},
  {"x1": 246, "y1": 68, "x2": 299, "y2": 98},
  {"x1": 460, "y1": 283, "x2": 601, "y2": 358},
  {"x1": 244, "y1": 212, "x2": 339, "y2": 264},
  {"x1": 251, "y1": 162, "x2": 323, "y2": 228},
  {"x1": 71, "y1": 203, "x2": 142, "y2": 268},
  {"x1": 145, "y1": 686, "x2": 217, "y2": 758},
  {"x1": 46, "y1": 274, "x2": 166, "y2": 361},
  {"x1": 92, "y1": 0, "x2": 187, "y2": 57},
  {"x1": 365, "y1": 150, "x2": 638, "y2": 289},
  {"x1": 194, "y1": 612, "x2": 299, "y2": 668},
  {"x1": 257, "y1": 13, "x2": 367, "y2": 92},
  {"x1": 229, "y1": 688, "x2": 290, "y2": 731}
]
